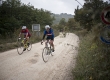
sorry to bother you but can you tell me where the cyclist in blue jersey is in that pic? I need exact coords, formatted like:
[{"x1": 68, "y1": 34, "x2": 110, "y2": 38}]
[{"x1": 41, "y1": 25, "x2": 55, "y2": 52}]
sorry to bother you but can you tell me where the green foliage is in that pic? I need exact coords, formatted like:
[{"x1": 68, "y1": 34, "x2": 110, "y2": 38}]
[
  {"x1": 55, "y1": 18, "x2": 67, "y2": 31},
  {"x1": 73, "y1": 0, "x2": 110, "y2": 80},
  {"x1": 0, "y1": 0, "x2": 54, "y2": 38},
  {"x1": 74, "y1": 0, "x2": 109, "y2": 31},
  {"x1": 59, "y1": 18, "x2": 66, "y2": 26},
  {"x1": 67, "y1": 18, "x2": 77, "y2": 31},
  {"x1": 73, "y1": 31, "x2": 110, "y2": 80}
]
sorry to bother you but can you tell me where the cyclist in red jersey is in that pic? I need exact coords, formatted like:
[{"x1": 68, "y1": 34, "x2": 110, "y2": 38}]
[{"x1": 19, "y1": 26, "x2": 31, "y2": 51}]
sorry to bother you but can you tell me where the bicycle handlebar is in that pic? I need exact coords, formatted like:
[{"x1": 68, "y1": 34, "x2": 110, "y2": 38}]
[{"x1": 17, "y1": 37, "x2": 27, "y2": 41}]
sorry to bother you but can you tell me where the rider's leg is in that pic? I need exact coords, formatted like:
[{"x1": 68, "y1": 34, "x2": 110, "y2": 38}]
[
  {"x1": 26, "y1": 37, "x2": 29, "y2": 42},
  {"x1": 45, "y1": 40, "x2": 49, "y2": 48},
  {"x1": 23, "y1": 37, "x2": 30, "y2": 51},
  {"x1": 26, "y1": 37, "x2": 30, "y2": 46},
  {"x1": 50, "y1": 40, "x2": 55, "y2": 52}
]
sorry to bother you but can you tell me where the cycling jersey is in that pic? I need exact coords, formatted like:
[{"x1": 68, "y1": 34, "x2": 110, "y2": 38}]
[
  {"x1": 21, "y1": 29, "x2": 31, "y2": 37},
  {"x1": 42, "y1": 28, "x2": 54, "y2": 40}
]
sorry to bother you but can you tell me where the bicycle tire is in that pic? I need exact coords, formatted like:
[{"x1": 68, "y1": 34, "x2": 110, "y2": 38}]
[
  {"x1": 42, "y1": 47, "x2": 49, "y2": 62},
  {"x1": 27, "y1": 42, "x2": 32, "y2": 51},
  {"x1": 17, "y1": 39, "x2": 24, "y2": 55}
]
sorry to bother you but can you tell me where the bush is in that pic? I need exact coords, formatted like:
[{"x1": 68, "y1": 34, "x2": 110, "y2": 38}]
[{"x1": 73, "y1": 31, "x2": 110, "y2": 80}]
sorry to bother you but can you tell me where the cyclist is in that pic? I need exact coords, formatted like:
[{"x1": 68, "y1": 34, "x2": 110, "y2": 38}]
[
  {"x1": 41, "y1": 25, "x2": 55, "y2": 52},
  {"x1": 19, "y1": 26, "x2": 31, "y2": 51}
]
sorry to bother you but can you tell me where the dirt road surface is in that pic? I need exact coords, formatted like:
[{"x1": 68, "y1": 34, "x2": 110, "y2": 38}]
[{"x1": 0, "y1": 33, "x2": 79, "y2": 80}]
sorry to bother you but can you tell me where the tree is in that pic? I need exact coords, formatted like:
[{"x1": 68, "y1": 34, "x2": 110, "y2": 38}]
[
  {"x1": 58, "y1": 18, "x2": 67, "y2": 30},
  {"x1": 0, "y1": 0, "x2": 55, "y2": 38},
  {"x1": 74, "y1": 0, "x2": 110, "y2": 31},
  {"x1": 67, "y1": 18, "x2": 76, "y2": 29}
]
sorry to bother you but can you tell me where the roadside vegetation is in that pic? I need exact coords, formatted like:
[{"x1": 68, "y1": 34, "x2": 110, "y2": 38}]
[{"x1": 72, "y1": 0, "x2": 110, "y2": 80}]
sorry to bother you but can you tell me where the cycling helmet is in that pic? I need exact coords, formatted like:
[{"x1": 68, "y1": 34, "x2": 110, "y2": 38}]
[
  {"x1": 22, "y1": 26, "x2": 26, "y2": 29},
  {"x1": 45, "y1": 25, "x2": 50, "y2": 29}
]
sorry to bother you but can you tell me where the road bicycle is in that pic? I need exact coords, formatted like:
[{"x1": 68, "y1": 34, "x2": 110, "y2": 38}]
[
  {"x1": 41, "y1": 41, "x2": 53, "y2": 62},
  {"x1": 17, "y1": 38, "x2": 32, "y2": 55}
]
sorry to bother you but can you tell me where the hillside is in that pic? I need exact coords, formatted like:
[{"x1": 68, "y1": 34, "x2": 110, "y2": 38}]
[{"x1": 51, "y1": 13, "x2": 74, "y2": 25}]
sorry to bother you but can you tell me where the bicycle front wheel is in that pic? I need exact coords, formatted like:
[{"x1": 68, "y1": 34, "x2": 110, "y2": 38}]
[
  {"x1": 42, "y1": 47, "x2": 49, "y2": 62},
  {"x1": 17, "y1": 40, "x2": 24, "y2": 55}
]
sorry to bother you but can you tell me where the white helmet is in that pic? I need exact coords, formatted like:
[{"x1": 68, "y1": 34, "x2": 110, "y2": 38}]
[
  {"x1": 22, "y1": 26, "x2": 26, "y2": 29},
  {"x1": 45, "y1": 25, "x2": 50, "y2": 29}
]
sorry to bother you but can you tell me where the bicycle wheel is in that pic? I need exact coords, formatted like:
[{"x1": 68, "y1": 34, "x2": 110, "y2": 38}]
[
  {"x1": 42, "y1": 47, "x2": 49, "y2": 62},
  {"x1": 27, "y1": 42, "x2": 32, "y2": 51},
  {"x1": 17, "y1": 39, "x2": 24, "y2": 55}
]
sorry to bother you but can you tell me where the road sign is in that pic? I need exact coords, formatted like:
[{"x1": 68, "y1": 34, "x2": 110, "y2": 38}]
[
  {"x1": 100, "y1": 26, "x2": 110, "y2": 44},
  {"x1": 101, "y1": 6, "x2": 110, "y2": 24},
  {"x1": 32, "y1": 24, "x2": 40, "y2": 31}
]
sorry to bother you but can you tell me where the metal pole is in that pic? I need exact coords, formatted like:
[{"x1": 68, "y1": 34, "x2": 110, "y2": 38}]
[{"x1": 75, "y1": 0, "x2": 83, "y2": 7}]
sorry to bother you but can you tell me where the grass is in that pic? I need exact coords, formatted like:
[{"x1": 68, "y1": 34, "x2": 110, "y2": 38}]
[
  {"x1": 73, "y1": 30, "x2": 110, "y2": 80},
  {"x1": 0, "y1": 35, "x2": 42, "y2": 52}
]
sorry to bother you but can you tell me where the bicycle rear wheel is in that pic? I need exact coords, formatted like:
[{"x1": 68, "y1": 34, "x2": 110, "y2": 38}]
[
  {"x1": 42, "y1": 47, "x2": 49, "y2": 62},
  {"x1": 27, "y1": 42, "x2": 32, "y2": 51},
  {"x1": 17, "y1": 40, "x2": 24, "y2": 55}
]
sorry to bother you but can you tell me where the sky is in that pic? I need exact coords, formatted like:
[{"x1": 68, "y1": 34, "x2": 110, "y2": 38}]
[{"x1": 21, "y1": 0, "x2": 85, "y2": 15}]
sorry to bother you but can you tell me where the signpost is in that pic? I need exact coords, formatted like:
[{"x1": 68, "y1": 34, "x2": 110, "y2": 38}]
[
  {"x1": 32, "y1": 24, "x2": 40, "y2": 36},
  {"x1": 100, "y1": 6, "x2": 110, "y2": 44}
]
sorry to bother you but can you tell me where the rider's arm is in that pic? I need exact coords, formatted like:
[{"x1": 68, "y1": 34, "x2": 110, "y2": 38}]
[
  {"x1": 19, "y1": 30, "x2": 23, "y2": 37},
  {"x1": 25, "y1": 29, "x2": 29, "y2": 39},
  {"x1": 42, "y1": 34, "x2": 46, "y2": 40},
  {"x1": 25, "y1": 33, "x2": 28, "y2": 39},
  {"x1": 42, "y1": 30, "x2": 46, "y2": 40}
]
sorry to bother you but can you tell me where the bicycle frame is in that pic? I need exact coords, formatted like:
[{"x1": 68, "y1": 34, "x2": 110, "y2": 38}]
[
  {"x1": 45, "y1": 40, "x2": 51, "y2": 48},
  {"x1": 22, "y1": 39, "x2": 28, "y2": 48},
  {"x1": 17, "y1": 38, "x2": 32, "y2": 55}
]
